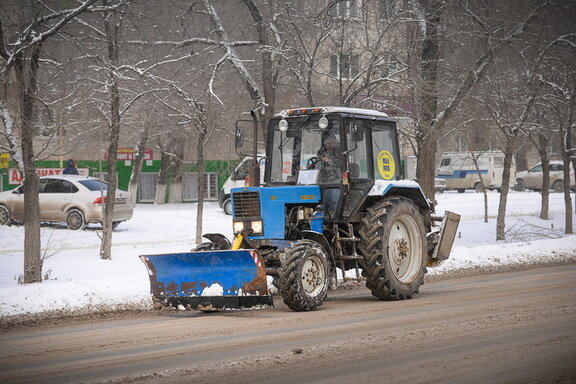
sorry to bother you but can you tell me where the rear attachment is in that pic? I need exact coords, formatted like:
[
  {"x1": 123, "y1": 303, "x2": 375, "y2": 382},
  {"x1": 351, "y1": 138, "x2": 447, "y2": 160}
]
[
  {"x1": 429, "y1": 211, "x2": 461, "y2": 267},
  {"x1": 140, "y1": 249, "x2": 273, "y2": 311}
]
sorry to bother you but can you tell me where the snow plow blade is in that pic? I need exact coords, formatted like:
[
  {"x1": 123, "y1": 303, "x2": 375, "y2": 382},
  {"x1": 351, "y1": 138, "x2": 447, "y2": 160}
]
[{"x1": 140, "y1": 250, "x2": 273, "y2": 311}]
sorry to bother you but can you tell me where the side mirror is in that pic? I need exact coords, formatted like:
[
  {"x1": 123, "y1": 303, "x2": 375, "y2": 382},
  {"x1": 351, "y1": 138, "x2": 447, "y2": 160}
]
[
  {"x1": 351, "y1": 122, "x2": 366, "y2": 142},
  {"x1": 234, "y1": 125, "x2": 244, "y2": 149}
]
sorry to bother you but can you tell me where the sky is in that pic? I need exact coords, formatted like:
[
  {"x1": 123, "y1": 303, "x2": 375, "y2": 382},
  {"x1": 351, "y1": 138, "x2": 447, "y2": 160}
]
[{"x1": 1, "y1": 190, "x2": 575, "y2": 318}]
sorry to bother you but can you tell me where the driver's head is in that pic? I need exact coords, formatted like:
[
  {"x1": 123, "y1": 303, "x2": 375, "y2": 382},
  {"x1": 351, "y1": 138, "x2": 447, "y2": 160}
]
[{"x1": 323, "y1": 132, "x2": 338, "y2": 148}]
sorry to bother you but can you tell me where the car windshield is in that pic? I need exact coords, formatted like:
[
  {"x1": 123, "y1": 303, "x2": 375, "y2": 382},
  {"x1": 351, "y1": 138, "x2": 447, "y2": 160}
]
[
  {"x1": 78, "y1": 179, "x2": 109, "y2": 191},
  {"x1": 268, "y1": 115, "x2": 342, "y2": 184}
]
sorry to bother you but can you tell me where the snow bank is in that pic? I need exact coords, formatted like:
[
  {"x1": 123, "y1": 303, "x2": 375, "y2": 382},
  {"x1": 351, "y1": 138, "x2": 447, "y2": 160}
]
[{"x1": 1, "y1": 192, "x2": 575, "y2": 318}]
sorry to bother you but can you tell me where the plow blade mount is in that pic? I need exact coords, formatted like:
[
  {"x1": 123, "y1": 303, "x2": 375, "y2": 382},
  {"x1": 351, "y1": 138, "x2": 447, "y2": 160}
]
[{"x1": 140, "y1": 250, "x2": 273, "y2": 311}]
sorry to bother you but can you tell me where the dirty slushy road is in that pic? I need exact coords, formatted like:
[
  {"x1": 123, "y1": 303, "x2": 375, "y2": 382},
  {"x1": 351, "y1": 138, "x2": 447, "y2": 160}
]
[{"x1": 1, "y1": 264, "x2": 575, "y2": 384}]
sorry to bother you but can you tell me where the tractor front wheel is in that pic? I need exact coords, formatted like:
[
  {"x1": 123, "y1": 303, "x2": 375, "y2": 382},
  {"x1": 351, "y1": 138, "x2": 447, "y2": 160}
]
[
  {"x1": 359, "y1": 198, "x2": 428, "y2": 300},
  {"x1": 277, "y1": 240, "x2": 329, "y2": 311}
]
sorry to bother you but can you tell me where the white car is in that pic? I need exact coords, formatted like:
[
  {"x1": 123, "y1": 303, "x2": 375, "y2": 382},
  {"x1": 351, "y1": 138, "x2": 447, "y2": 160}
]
[
  {"x1": 515, "y1": 161, "x2": 575, "y2": 192},
  {"x1": 0, "y1": 175, "x2": 133, "y2": 230}
]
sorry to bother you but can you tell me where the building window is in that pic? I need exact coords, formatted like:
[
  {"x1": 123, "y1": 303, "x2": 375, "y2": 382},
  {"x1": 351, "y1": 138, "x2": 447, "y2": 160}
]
[
  {"x1": 330, "y1": 0, "x2": 359, "y2": 20},
  {"x1": 379, "y1": 0, "x2": 395, "y2": 21},
  {"x1": 380, "y1": 54, "x2": 400, "y2": 78},
  {"x1": 330, "y1": 53, "x2": 360, "y2": 79},
  {"x1": 183, "y1": 172, "x2": 219, "y2": 201}
]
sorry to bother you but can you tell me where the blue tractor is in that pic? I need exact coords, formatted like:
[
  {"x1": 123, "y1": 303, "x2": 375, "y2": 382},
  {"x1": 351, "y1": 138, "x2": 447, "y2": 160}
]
[{"x1": 140, "y1": 107, "x2": 460, "y2": 312}]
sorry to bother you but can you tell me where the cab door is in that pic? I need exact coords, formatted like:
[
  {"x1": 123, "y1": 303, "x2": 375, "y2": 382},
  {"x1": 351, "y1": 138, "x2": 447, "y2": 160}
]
[{"x1": 341, "y1": 118, "x2": 400, "y2": 221}]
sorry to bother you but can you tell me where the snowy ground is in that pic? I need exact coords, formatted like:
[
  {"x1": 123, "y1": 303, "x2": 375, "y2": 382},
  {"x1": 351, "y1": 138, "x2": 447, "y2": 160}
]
[{"x1": 1, "y1": 190, "x2": 575, "y2": 319}]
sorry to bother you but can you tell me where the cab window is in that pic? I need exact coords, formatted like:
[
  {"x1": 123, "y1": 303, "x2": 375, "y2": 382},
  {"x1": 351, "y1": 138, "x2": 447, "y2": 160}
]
[{"x1": 371, "y1": 121, "x2": 399, "y2": 180}]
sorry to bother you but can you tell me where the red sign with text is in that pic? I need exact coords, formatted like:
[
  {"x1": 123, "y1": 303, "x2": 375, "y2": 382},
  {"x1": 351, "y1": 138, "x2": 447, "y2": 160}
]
[{"x1": 9, "y1": 168, "x2": 89, "y2": 185}]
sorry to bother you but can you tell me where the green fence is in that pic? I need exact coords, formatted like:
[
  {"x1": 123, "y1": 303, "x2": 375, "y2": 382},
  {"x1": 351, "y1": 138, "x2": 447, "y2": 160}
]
[{"x1": 0, "y1": 159, "x2": 240, "y2": 201}]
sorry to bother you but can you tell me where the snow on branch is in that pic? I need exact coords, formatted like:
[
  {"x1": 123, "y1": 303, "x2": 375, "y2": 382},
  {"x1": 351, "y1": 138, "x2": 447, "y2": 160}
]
[
  {"x1": 200, "y1": 0, "x2": 266, "y2": 110},
  {"x1": 4, "y1": 0, "x2": 100, "y2": 69},
  {"x1": 434, "y1": 1, "x2": 549, "y2": 131}
]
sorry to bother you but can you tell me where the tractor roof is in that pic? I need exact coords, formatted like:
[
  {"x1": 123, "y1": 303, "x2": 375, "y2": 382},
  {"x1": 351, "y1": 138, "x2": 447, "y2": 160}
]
[{"x1": 275, "y1": 106, "x2": 389, "y2": 119}]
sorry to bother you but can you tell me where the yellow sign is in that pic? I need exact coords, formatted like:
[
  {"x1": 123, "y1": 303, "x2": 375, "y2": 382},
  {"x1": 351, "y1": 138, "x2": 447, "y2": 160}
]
[
  {"x1": 377, "y1": 150, "x2": 395, "y2": 179},
  {"x1": 0, "y1": 153, "x2": 9, "y2": 168}
]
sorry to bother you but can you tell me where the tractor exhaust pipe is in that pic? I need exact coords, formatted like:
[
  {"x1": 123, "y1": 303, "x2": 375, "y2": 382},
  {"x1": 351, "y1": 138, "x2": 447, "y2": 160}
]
[{"x1": 248, "y1": 110, "x2": 260, "y2": 187}]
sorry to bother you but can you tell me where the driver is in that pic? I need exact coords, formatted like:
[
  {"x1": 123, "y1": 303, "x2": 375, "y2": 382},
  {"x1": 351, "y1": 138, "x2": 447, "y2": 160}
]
[{"x1": 316, "y1": 131, "x2": 341, "y2": 183}]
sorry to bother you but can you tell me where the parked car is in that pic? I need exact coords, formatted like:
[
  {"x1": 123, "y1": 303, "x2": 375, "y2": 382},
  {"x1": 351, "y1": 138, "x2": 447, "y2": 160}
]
[
  {"x1": 0, "y1": 175, "x2": 133, "y2": 230},
  {"x1": 219, "y1": 155, "x2": 265, "y2": 215},
  {"x1": 515, "y1": 161, "x2": 575, "y2": 192}
]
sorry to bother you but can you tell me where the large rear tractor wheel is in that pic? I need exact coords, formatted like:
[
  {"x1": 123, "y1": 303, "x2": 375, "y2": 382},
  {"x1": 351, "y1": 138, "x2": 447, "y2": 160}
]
[
  {"x1": 277, "y1": 240, "x2": 329, "y2": 311},
  {"x1": 358, "y1": 198, "x2": 428, "y2": 300}
]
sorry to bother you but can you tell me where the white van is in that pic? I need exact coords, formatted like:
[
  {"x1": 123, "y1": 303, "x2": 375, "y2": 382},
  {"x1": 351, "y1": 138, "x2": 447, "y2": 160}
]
[
  {"x1": 218, "y1": 156, "x2": 265, "y2": 215},
  {"x1": 436, "y1": 151, "x2": 515, "y2": 193},
  {"x1": 403, "y1": 155, "x2": 447, "y2": 193}
]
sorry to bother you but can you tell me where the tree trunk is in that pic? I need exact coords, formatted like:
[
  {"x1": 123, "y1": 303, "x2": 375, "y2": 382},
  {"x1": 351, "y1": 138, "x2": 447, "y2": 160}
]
[
  {"x1": 128, "y1": 127, "x2": 149, "y2": 206},
  {"x1": 470, "y1": 152, "x2": 489, "y2": 223},
  {"x1": 530, "y1": 132, "x2": 551, "y2": 220},
  {"x1": 195, "y1": 130, "x2": 207, "y2": 245},
  {"x1": 414, "y1": 0, "x2": 441, "y2": 200},
  {"x1": 100, "y1": 8, "x2": 121, "y2": 260},
  {"x1": 155, "y1": 150, "x2": 171, "y2": 205},
  {"x1": 561, "y1": 106, "x2": 573, "y2": 234},
  {"x1": 16, "y1": 44, "x2": 43, "y2": 283},
  {"x1": 496, "y1": 137, "x2": 515, "y2": 240},
  {"x1": 415, "y1": 129, "x2": 438, "y2": 199},
  {"x1": 242, "y1": 0, "x2": 275, "y2": 143},
  {"x1": 168, "y1": 138, "x2": 185, "y2": 204}
]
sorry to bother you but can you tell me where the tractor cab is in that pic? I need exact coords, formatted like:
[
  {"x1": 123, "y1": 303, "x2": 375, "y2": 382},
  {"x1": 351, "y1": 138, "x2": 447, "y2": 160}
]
[{"x1": 264, "y1": 107, "x2": 401, "y2": 221}]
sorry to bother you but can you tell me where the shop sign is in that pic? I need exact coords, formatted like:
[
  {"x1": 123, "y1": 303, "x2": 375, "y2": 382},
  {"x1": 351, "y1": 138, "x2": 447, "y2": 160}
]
[
  {"x1": 9, "y1": 168, "x2": 89, "y2": 185},
  {"x1": 0, "y1": 153, "x2": 9, "y2": 168},
  {"x1": 104, "y1": 148, "x2": 153, "y2": 161}
]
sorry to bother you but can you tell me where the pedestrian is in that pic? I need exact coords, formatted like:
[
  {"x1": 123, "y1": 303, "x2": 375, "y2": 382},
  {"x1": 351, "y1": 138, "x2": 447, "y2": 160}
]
[{"x1": 63, "y1": 159, "x2": 79, "y2": 175}]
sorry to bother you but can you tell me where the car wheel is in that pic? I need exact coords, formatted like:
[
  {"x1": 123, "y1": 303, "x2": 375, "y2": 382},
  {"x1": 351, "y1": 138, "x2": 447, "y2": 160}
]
[
  {"x1": 66, "y1": 209, "x2": 86, "y2": 230},
  {"x1": 222, "y1": 198, "x2": 232, "y2": 215},
  {"x1": 0, "y1": 205, "x2": 9, "y2": 225},
  {"x1": 112, "y1": 221, "x2": 121, "y2": 229},
  {"x1": 552, "y1": 180, "x2": 564, "y2": 193},
  {"x1": 515, "y1": 179, "x2": 526, "y2": 192},
  {"x1": 474, "y1": 182, "x2": 484, "y2": 193}
]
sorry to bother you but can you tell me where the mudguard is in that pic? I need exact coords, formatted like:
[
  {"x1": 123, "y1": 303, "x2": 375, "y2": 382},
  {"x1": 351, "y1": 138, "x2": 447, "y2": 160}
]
[{"x1": 140, "y1": 249, "x2": 273, "y2": 311}]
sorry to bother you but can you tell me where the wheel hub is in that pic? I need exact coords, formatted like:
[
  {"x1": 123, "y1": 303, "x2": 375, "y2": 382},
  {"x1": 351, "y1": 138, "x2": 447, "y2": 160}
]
[
  {"x1": 388, "y1": 214, "x2": 423, "y2": 284},
  {"x1": 393, "y1": 237, "x2": 410, "y2": 263},
  {"x1": 301, "y1": 256, "x2": 325, "y2": 295}
]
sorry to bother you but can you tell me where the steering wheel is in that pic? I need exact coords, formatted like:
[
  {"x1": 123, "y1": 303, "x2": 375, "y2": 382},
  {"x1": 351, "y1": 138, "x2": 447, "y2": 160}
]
[{"x1": 306, "y1": 156, "x2": 320, "y2": 169}]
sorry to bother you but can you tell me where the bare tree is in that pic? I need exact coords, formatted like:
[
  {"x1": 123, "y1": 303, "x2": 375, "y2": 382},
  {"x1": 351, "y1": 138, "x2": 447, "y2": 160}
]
[
  {"x1": 527, "y1": 128, "x2": 552, "y2": 220},
  {"x1": 533, "y1": 32, "x2": 576, "y2": 232},
  {"x1": 0, "y1": 0, "x2": 118, "y2": 282},
  {"x1": 410, "y1": 0, "x2": 547, "y2": 199}
]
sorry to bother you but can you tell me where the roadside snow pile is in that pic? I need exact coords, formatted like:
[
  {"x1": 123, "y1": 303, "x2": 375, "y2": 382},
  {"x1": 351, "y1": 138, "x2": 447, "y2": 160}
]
[
  {"x1": 428, "y1": 236, "x2": 576, "y2": 276},
  {"x1": 1, "y1": 192, "x2": 575, "y2": 319}
]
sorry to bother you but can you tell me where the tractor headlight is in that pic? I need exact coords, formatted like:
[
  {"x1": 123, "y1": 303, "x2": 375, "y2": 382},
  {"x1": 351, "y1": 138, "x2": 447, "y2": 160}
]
[
  {"x1": 233, "y1": 221, "x2": 244, "y2": 234},
  {"x1": 250, "y1": 220, "x2": 263, "y2": 234}
]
